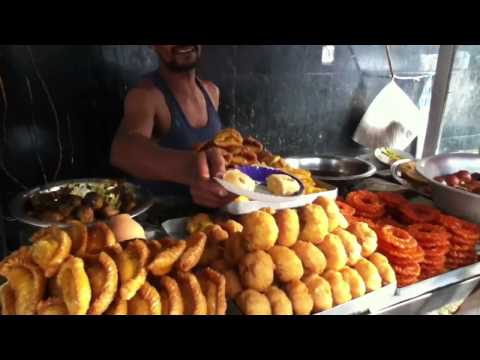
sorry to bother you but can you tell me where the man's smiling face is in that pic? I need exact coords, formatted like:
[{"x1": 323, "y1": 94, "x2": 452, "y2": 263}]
[{"x1": 153, "y1": 45, "x2": 202, "y2": 72}]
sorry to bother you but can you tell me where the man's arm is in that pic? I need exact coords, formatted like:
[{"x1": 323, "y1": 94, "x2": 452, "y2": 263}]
[{"x1": 110, "y1": 88, "x2": 194, "y2": 186}]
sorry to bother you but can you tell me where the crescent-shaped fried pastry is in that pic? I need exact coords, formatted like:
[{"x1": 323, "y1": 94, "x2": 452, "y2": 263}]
[
  {"x1": 105, "y1": 294, "x2": 128, "y2": 315},
  {"x1": 177, "y1": 233, "x2": 207, "y2": 272},
  {"x1": 117, "y1": 240, "x2": 149, "y2": 300},
  {"x1": 57, "y1": 257, "x2": 91, "y2": 315},
  {"x1": 205, "y1": 224, "x2": 229, "y2": 243},
  {"x1": 65, "y1": 220, "x2": 88, "y2": 256},
  {"x1": 84, "y1": 252, "x2": 119, "y2": 315},
  {"x1": 213, "y1": 128, "x2": 243, "y2": 148},
  {"x1": 299, "y1": 205, "x2": 329, "y2": 244},
  {"x1": 127, "y1": 282, "x2": 162, "y2": 315},
  {"x1": 148, "y1": 240, "x2": 187, "y2": 277},
  {"x1": 217, "y1": 219, "x2": 244, "y2": 237},
  {"x1": 31, "y1": 227, "x2": 72, "y2": 278},
  {"x1": 155, "y1": 275, "x2": 184, "y2": 315},
  {"x1": 275, "y1": 209, "x2": 300, "y2": 248},
  {"x1": 0, "y1": 253, "x2": 46, "y2": 315},
  {"x1": 86, "y1": 223, "x2": 117, "y2": 256},
  {"x1": 0, "y1": 283, "x2": 16, "y2": 315},
  {"x1": 198, "y1": 243, "x2": 224, "y2": 267},
  {"x1": 36, "y1": 298, "x2": 69, "y2": 315},
  {"x1": 175, "y1": 272, "x2": 207, "y2": 315},
  {"x1": 145, "y1": 240, "x2": 164, "y2": 264},
  {"x1": 186, "y1": 214, "x2": 214, "y2": 235},
  {"x1": 225, "y1": 233, "x2": 247, "y2": 266},
  {"x1": 198, "y1": 267, "x2": 227, "y2": 315}
]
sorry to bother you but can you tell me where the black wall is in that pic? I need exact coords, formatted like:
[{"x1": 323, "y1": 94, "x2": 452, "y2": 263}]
[{"x1": 0, "y1": 45, "x2": 439, "y2": 253}]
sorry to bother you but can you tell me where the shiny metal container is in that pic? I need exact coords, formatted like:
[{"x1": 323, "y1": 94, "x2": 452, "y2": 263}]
[{"x1": 416, "y1": 153, "x2": 480, "y2": 223}]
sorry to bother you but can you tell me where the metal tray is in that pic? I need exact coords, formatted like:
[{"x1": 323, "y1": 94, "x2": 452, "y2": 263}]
[
  {"x1": 391, "y1": 159, "x2": 431, "y2": 198},
  {"x1": 9, "y1": 178, "x2": 154, "y2": 228}
]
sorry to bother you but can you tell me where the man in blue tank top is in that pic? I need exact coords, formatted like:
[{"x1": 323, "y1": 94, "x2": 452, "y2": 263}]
[{"x1": 111, "y1": 45, "x2": 234, "y2": 208}]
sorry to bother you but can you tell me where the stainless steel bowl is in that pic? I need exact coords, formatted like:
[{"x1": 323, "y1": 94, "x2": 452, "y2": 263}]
[
  {"x1": 285, "y1": 156, "x2": 377, "y2": 183},
  {"x1": 416, "y1": 153, "x2": 480, "y2": 224}
]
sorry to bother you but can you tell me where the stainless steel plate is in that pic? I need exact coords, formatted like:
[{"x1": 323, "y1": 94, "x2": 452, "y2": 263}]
[
  {"x1": 285, "y1": 156, "x2": 377, "y2": 182},
  {"x1": 390, "y1": 159, "x2": 431, "y2": 198},
  {"x1": 9, "y1": 178, "x2": 154, "y2": 228}
]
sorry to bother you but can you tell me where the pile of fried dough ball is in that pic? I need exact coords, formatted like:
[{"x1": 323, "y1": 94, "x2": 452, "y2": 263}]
[
  {"x1": 186, "y1": 197, "x2": 396, "y2": 315},
  {"x1": 0, "y1": 215, "x2": 227, "y2": 316},
  {"x1": 194, "y1": 128, "x2": 326, "y2": 195}
]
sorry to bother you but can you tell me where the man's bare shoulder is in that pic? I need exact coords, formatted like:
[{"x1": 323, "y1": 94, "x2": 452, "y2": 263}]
[
  {"x1": 125, "y1": 80, "x2": 166, "y2": 108},
  {"x1": 200, "y1": 80, "x2": 220, "y2": 109}
]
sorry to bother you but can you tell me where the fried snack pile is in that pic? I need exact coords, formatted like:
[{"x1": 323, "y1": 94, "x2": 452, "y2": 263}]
[
  {"x1": 0, "y1": 219, "x2": 227, "y2": 316},
  {"x1": 194, "y1": 128, "x2": 325, "y2": 195},
  {"x1": 340, "y1": 191, "x2": 480, "y2": 287},
  {"x1": 187, "y1": 197, "x2": 396, "y2": 316}
]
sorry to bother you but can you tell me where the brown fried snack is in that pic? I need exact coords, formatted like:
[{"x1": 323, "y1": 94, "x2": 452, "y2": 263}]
[
  {"x1": 85, "y1": 223, "x2": 117, "y2": 256},
  {"x1": 104, "y1": 294, "x2": 128, "y2": 315},
  {"x1": 176, "y1": 232, "x2": 208, "y2": 272},
  {"x1": 241, "y1": 211, "x2": 279, "y2": 252},
  {"x1": 57, "y1": 256, "x2": 92, "y2": 315},
  {"x1": 217, "y1": 219, "x2": 244, "y2": 237},
  {"x1": 265, "y1": 286, "x2": 293, "y2": 315},
  {"x1": 148, "y1": 240, "x2": 187, "y2": 276},
  {"x1": 84, "y1": 252, "x2": 119, "y2": 315},
  {"x1": 205, "y1": 224, "x2": 230, "y2": 243},
  {"x1": 284, "y1": 280, "x2": 314, "y2": 316},
  {"x1": 127, "y1": 282, "x2": 162, "y2": 315},
  {"x1": 275, "y1": 209, "x2": 300, "y2": 248},
  {"x1": 0, "y1": 283, "x2": 16, "y2": 315},
  {"x1": 238, "y1": 251, "x2": 275, "y2": 292},
  {"x1": 187, "y1": 214, "x2": 214, "y2": 235},
  {"x1": 175, "y1": 272, "x2": 208, "y2": 315},
  {"x1": 116, "y1": 240, "x2": 149, "y2": 300},
  {"x1": 198, "y1": 267, "x2": 227, "y2": 315},
  {"x1": 36, "y1": 298, "x2": 69, "y2": 315},
  {"x1": 0, "y1": 249, "x2": 46, "y2": 315},
  {"x1": 154, "y1": 275, "x2": 184, "y2": 315},
  {"x1": 236, "y1": 289, "x2": 272, "y2": 315},
  {"x1": 268, "y1": 246, "x2": 304, "y2": 283},
  {"x1": 65, "y1": 220, "x2": 88, "y2": 256},
  {"x1": 31, "y1": 227, "x2": 72, "y2": 278},
  {"x1": 213, "y1": 128, "x2": 244, "y2": 148},
  {"x1": 225, "y1": 232, "x2": 247, "y2": 266}
]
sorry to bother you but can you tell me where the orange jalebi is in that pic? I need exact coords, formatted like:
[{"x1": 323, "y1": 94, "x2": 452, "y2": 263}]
[
  {"x1": 346, "y1": 191, "x2": 385, "y2": 219},
  {"x1": 378, "y1": 226, "x2": 418, "y2": 251},
  {"x1": 377, "y1": 192, "x2": 408, "y2": 208},
  {"x1": 399, "y1": 203, "x2": 440, "y2": 224},
  {"x1": 439, "y1": 215, "x2": 480, "y2": 242},
  {"x1": 336, "y1": 201, "x2": 356, "y2": 218}
]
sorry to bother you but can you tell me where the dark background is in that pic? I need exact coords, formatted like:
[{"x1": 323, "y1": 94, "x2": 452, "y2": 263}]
[{"x1": 1, "y1": 44, "x2": 467, "y2": 255}]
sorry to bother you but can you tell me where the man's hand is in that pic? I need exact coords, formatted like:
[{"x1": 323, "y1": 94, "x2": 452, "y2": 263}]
[{"x1": 190, "y1": 148, "x2": 236, "y2": 209}]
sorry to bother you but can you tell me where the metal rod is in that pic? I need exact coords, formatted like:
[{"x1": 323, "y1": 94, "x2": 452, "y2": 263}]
[
  {"x1": 422, "y1": 45, "x2": 457, "y2": 158},
  {"x1": 385, "y1": 45, "x2": 394, "y2": 79}
]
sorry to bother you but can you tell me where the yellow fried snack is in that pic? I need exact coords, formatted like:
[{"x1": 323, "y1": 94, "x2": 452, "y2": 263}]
[
  {"x1": 303, "y1": 274, "x2": 333, "y2": 313},
  {"x1": 84, "y1": 252, "x2": 119, "y2": 315},
  {"x1": 156, "y1": 275, "x2": 184, "y2": 315},
  {"x1": 36, "y1": 298, "x2": 69, "y2": 315},
  {"x1": 238, "y1": 251, "x2": 275, "y2": 292},
  {"x1": 275, "y1": 209, "x2": 300, "y2": 248},
  {"x1": 284, "y1": 280, "x2": 314, "y2": 316},
  {"x1": 148, "y1": 240, "x2": 186, "y2": 277},
  {"x1": 224, "y1": 269, "x2": 244, "y2": 300},
  {"x1": 31, "y1": 227, "x2": 72, "y2": 278},
  {"x1": 65, "y1": 220, "x2": 88, "y2": 256},
  {"x1": 176, "y1": 272, "x2": 208, "y2": 315},
  {"x1": 299, "y1": 204, "x2": 329, "y2": 244},
  {"x1": 292, "y1": 241, "x2": 327, "y2": 275},
  {"x1": 116, "y1": 240, "x2": 149, "y2": 300},
  {"x1": 268, "y1": 246, "x2": 304, "y2": 283},
  {"x1": 323, "y1": 270, "x2": 352, "y2": 306},
  {"x1": 0, "y1": 250, "x2": 46, "y2": 315},
  {"x1": 213, "y1": 128, "x2": 243, "y2": 148},
  {"x1": 368, "y1": 253, "x2": 396, "y2": 286},
  {"x1": 127, "y1": 282, "x2": 162, "y2": 315},
  {"x1": 332, "y1": 228, "x2": 363, "y2": 267},
  {"x1": 315, "y1": 197, "x2": 349, "y2": 231},
  {"x1": 236, "y1": 289, "x2": 272, "y2": 315},
  {"x1": 340, "y1": 267, "x2": 366, "y2": 299},
  {"x1": 354, "y1": 259, "x2": 383, "y2": 292},
  {"x1": 86, "y1": 223, "x2": 117, "y2": 256},
  {"x1": 187, "y1": 214, "x2": 214, "y2": 235},
  {"x1": 265, "y1": 286, "x2": 293, "y2": 315},
  {"x1": 0, "y1": 283, "x2": 16, "y2": 315},
  {"x1": 225, "y1": 232, "x2": 247, "y2": 266},
  {"x1": 205, "y1": 224, "x2": 229, "y2": 243},
  {"x1": 348, "y1": 222, "x2": 378, "y2": 258},
  {"x1": 241, "y1": 211, "x2": 279, "y2": 252},
  {"x1": 105, "y1": 294, "x2": 128, "y2": 315},
  {"x1": 198, "y1": 267, "x2": 227, "y2": 315},
  {"x1": 177, "y1": 232, "x2": 207, "y2": 272},
  {"x1": 217, "y1": 219, "x2": 244, "y2": 236},
  {"x1": 198, "y1": 243, "x2": 223, "y2": 267},
  {"x1": 57, "y1": 257, "x2": 92, "y2": 315},
  {"x1": 318, "y1": 234, "x2": 348, "y2": 271},
  {"x1": 145, "y1": 240, "x2": 164, "y2": 264}
]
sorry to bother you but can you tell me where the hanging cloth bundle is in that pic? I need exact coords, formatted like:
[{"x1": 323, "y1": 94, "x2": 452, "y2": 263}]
[{"x1": 353, "y1": 45, "x2": 425, "y2": 151}]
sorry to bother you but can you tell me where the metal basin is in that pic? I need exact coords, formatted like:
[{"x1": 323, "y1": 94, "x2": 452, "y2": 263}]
[
  {"x1": 285, "y1": 156, "x2": 377, "y2": 189},
  {"x1": 416, "y1": 153, "x2": 480, "y2": 224}
]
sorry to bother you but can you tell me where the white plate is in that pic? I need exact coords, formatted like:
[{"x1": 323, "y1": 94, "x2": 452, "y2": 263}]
[{"x1": 375, "y1": 148, "x2": 414, "y2": 166}]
